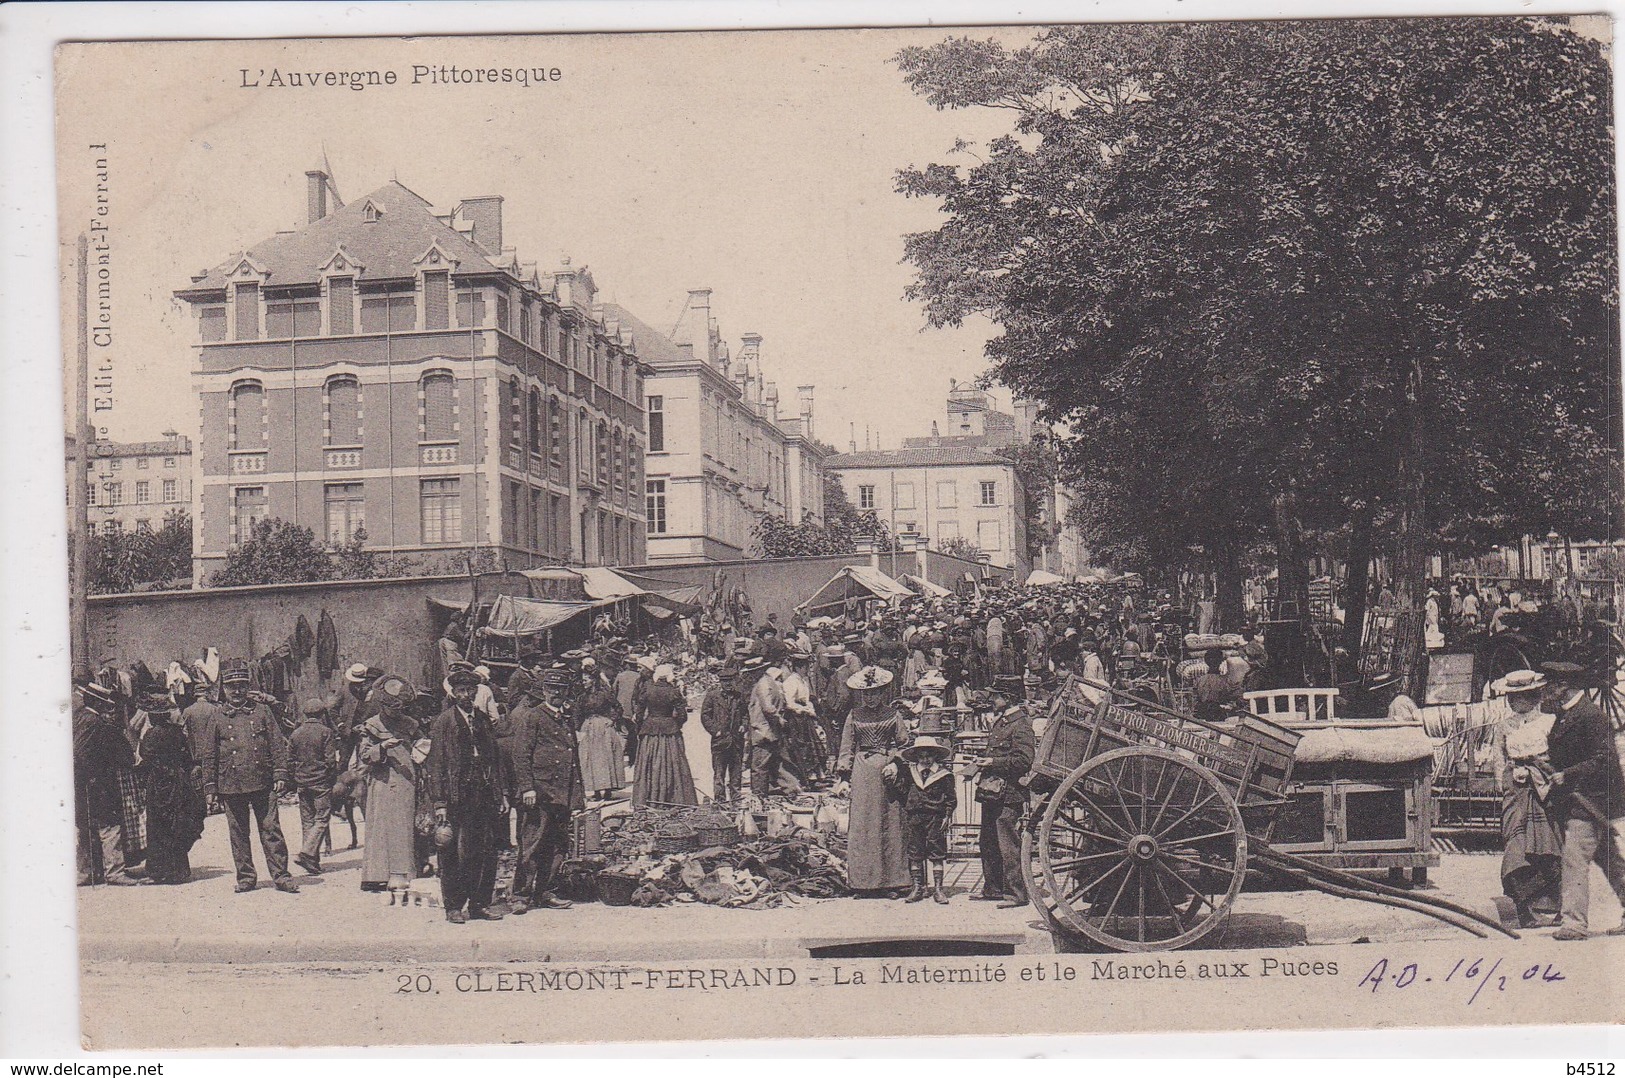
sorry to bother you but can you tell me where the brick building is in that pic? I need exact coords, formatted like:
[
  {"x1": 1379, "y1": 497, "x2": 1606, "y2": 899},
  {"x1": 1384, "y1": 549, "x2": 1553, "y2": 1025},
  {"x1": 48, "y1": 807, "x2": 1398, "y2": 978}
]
[{"x1": 175, "y1": 167, "x2": 651, "y2": 582}]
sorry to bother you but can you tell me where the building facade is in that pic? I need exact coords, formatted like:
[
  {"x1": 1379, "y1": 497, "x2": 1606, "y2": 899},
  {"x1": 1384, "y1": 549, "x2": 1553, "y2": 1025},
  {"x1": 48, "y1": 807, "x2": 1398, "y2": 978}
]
[
  {"x1": 80, "y1": 432, "x2": 194, "y2": 535},
  {"x1": 826, "y1": 446, "x2": 1030, "y2": 576},
  {"x1": 608, "y1": 290, "x2": 831, "y2": 564},
  {"x1": 176, "y1": 168, "x2": 650, "y2": 582}
]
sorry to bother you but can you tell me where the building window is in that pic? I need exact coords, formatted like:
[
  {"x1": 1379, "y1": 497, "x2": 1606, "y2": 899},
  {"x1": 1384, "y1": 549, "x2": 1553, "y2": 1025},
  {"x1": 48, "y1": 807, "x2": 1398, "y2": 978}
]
[
  {"x1": 938, "y1": 520, "x2": 960, "y2": 543},
  {"x1": 455, "y1": 288, "x2": 487, "y2": 328},
  {"x1": 162, "y1": 479, "x2": 177, "y2": 503},
  {"x1": 895, "y1": 482, "x2": 915, "y2": 510},
  {"x1": 102, "y1": 520, "x2": 120, "y2": 537},
  {"x1": 104, "y1": 481, "x2": 122, "y2": 506},
  {"x1": 509, "y1": 379, "x2": 523, "y2": 449},
  {"x1": 266, "y1": 296, "x2": 320, "y2": 337},
  {"x1": 164, "y1": 457, "x2": 176, "y2": 468},
  {"x1": 531, "y1": 488, "x2": 543, "y2": 550},
  {"x1": 135, "y1": 481, "x2": 150, "y2": 504},
  {"x1": 423, "y1": 271, "x2": 450, "y2": 330},
  {"x1": 324, "y1": 483, "x2": 365, "y2": 543},
  {"x1": 520, "y1": 297, "x2": 534, "y2": 346},
  {"x1": 359, "y1": 287, "x2": 415, "y2": 333},
  {"x1": 135, "y1": 519, "x2": 152, "y2": 535},
  {"x1": 613, "y1": 430, "x2": 625, "y2": 493},
  {"x1": 420, "y1": 478, "x2": 461, "y2": 544},
  {"x1": 328, "y1": 277, "x2": 355, "y2": 335},
  {"x1": 977, "y1": 520, "x2": 1002, "y2": 552},
  {"x1": 234, "y1": 282, "x2": 260, "y2": 340},
  {"x1": 980, "y1": 480, "x2": 997, "y2": 506},
  {"x1": 858, "y1": 484, "x2": 875, "y2": 511},
  {"x1": 647, "y1": 396, "x2": 664, "y2": 452},
  {"x1": 505, "y1": 481, "x2": 521, "y2": 545},
  {"x1": 229, "y1": 381, "x2": 265, "y2": 450},
  {"x1": 86, "y1": 483, "x2": 97, "y2": 506},
  {"x1": 325, "y1": 375, "x2": 362, "y2": 446},
  {"x1": 549, "y1": 397, "x2": 563, "y2": 464},
  {"x1": 199, "y1": 305, "x2": 227, "y2": 343},
  {"x1": 528, "y1": 389, "x2": 543, "y2": 456},
  {"x1": 421, "y1": 371, "x2": 456, "y2": 441},
  {"x1": 495, "y1": 292, "x2": 511, "y2": 335},
  {"x1": 109, "y1": 458, "x2": 121, "y2": 471},
  {"x1": 645, "y1": 479, "x2": 668, "y2": 534},
  {"x1": 597, "y1": 421, "x2": 610, "y2": 485},
  {"x1": 936, "y1": 480, "x2": 958, "y2": 509},
  {"x1": 137, "y1": 457, "x2": 149, "y2": 470},
  {"x1": 232, "y1": 486, "x2": 266, "y2": 546}
]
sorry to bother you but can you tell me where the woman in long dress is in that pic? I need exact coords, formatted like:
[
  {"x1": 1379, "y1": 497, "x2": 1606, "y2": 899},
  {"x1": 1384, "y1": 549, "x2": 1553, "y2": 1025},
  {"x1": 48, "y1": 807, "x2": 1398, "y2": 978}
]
[
  {"x1": 358, "y1": 676, "x2": 422, "y2": 894},
  {"x1": 1492, "y1": 670, "x2": 1563, "y2": 927},
  {"x1": 836, "y1": 666, "x2": 912, "y2": 894},
  {"x1": 577, "y1": 684, "x2": 626, "y2": 799},
  {"x1": 632, "y1": 665, "x2": 697, "y2": 808},
  {"x1": 136, "y1": 694, "x2": 204, "y2": 884}
]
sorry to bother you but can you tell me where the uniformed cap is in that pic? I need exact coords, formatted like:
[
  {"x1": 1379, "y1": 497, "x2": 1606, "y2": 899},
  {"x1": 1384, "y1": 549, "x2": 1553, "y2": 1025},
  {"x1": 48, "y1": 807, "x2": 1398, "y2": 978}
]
[
  {"x1": 221, "y1": 659, "x2": 252, "y2": 685},
  {"x1": 542, "y1": 670, "x2": 574, "y2": 689},
  {"x1": 303, "y1": 696, "x2": 335, "y2": 717},
  {"x1": 1540, "y1": 661, "x2": 1586, "y2": 681},
  {"x1": 447, "y1": 667, "x2": 482, "y2": 688}
]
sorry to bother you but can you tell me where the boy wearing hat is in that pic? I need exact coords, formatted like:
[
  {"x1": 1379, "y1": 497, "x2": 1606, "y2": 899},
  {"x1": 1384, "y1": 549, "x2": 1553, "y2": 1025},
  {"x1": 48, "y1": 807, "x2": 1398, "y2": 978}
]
[
  {"x1": 899, "y1": 734, "x2": 957, "y2": 904},
  {"x1": 287, "y1": 697, "x2": 338, "y2": 875},
  {"x1": 198, "y1": 659, "x2": 298, "y2": 894},
  {"x1": 1540, "y1": 662, "x2": 1625, "y2": 939}
]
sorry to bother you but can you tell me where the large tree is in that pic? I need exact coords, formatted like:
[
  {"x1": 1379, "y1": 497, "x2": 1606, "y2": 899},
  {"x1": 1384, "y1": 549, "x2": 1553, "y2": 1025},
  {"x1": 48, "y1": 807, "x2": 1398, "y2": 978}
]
[{"x1": 896, "y1": 18, "x2": 1619, "y2": 677}]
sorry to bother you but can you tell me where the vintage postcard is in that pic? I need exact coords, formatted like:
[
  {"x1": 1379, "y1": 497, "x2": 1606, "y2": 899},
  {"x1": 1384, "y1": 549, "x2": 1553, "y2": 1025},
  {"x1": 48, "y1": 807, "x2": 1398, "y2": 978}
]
[{"x1": 53, "y1": 17, "x2": 1625, "y2": 1050}]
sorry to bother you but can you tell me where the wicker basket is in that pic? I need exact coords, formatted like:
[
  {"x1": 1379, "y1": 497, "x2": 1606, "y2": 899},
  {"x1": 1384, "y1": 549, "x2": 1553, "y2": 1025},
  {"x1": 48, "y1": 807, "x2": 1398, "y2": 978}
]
[
  {"x1": 694, "y1": 820, "x2": 741, "y2": 847},
  {"x1": 653, "y1": 826, "x2": 698, "y2": 855},
  {"x1": 598, "y1": 871, "x2": 640, "y2": 906}
]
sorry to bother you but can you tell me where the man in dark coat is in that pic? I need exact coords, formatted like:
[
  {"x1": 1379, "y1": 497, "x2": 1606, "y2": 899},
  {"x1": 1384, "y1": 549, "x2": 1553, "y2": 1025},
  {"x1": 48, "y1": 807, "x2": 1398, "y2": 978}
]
[
  {"x1": 426, "y1": 667, "x2": 513, "y2": 923},
  {"x1": 198, "y1": 659, "x2": 298, "y2": 894},
  {"x1": 287, "y1": 697, "x2": 337, "y2": 875},
  {"x1": 973, "y1": 696, "x2": 1036, "y2": 908},
  {"x1": 335, "y1": 664, "x2": 383, "y2": 770},
  {"x1": 74, "y1": 682, "x2": 143, "y2": 886},
  {"x1": 508, "y1": 669, "x2": 584, "y2": 914},
  {"x1": 700, "y1": 661, "x2": 747, "y2": 803},
  {"x1": 1541, "y1": 662, "x2": 1625, "y2": 939}
]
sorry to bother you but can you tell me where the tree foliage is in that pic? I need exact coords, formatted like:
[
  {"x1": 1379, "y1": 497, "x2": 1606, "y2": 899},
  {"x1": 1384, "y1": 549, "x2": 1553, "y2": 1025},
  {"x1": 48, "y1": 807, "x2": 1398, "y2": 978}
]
[
  {"x1": 88, "y1": 512, "x2": 194, "y2": 594},
  {"x1": 938, "y1": 535, "x2": 984, "y2": 561},
  {"x1": 208, "y1": 519, "x2": 413, "y2": 587},
  {"x1": 895, "y1": 18, "x2": 1620, "y2": 606},
  {"x1": 751, "y1": 475, "x2": 902, "y2": 557}
]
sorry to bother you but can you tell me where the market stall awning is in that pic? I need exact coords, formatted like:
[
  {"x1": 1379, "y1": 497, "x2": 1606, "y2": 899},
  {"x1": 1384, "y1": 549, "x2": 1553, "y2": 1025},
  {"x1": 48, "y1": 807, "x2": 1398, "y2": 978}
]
[
  {"x1": 615, "y1": 570, "x2": 706, "y2": 616},
  {"x1": 479, "y1": 594, "x2": 616, "y2": 637},
  {"x1": 898, "y1": 573, "x2": 951, "y2": 598},
  {"x1": 1025, "y1": 569, "x2": 1066, "y2": 587},
  {"x1": 798, "y1": 564, "x2": 913, "y2": 614},
  {"x1": 517, "y1": 567, "x2": 594, "y2": 601},
  {"x1": 576, "y1": 566, "x2": 647, "y2": 601},
  {"x1": 427, "y1": 597, "x2": 468, "y2": 613}
]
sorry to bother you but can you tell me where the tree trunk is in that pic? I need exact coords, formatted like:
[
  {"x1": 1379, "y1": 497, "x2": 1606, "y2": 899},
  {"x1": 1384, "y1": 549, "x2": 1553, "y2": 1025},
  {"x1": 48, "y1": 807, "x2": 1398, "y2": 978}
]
[
  {"x1": 1342, "y1": 504, "x2": 1374, "y2": 665},
  {"x1": 1216, "y1": 544, "x2": 1244, "y2": 633},
  {"x1": 1271, "y1": 492, "x2": 1310, "y2": 685},
  {"x1": 1392, "y1": 357, "x2": 1429, "y2": 698}
]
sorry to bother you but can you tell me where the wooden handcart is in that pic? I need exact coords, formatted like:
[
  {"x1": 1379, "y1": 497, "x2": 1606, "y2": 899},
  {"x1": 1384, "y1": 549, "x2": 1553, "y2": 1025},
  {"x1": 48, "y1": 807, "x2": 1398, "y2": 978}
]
[{"x1": 1021, "y1": 676, "x2": 1516, "y2": 952}]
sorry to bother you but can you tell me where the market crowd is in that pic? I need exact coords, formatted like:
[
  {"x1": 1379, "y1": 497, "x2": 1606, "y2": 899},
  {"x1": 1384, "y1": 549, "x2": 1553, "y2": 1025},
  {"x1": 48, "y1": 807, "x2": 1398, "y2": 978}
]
[{"x1": 72, "y1": 575, "x2": 1625, "y2": 938}]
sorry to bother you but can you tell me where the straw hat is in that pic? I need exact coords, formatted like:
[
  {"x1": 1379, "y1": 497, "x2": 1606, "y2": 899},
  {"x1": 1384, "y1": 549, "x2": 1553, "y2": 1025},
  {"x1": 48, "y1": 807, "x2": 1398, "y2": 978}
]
[
  {"x1": 1490, "y1": 669, "x2": 1546, "y2": 696},
  {"x1": 847, "y1": 665, "x2": 894, "y2": 691},
  {"x1": 902, "y1": 734, "x2": 952, "y2": 758}
]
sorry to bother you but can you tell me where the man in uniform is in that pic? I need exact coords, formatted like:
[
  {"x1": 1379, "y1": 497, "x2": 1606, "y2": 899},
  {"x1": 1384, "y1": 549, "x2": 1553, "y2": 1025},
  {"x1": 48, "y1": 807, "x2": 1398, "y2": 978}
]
[
  {"x1": 1541, "y1": 662, "x2": 1625, "y2": 939},
  {"x1": 198, "y1": 659, "x2": 299, "y2": 894},
  {"x1": 701, "y1": 659, "x2": 748, "y2": 803},
  {"x1": 426, "y1": 666, "x2": 512, "y2": 923},
  {"x1": 973, "y1": 694, "x2": 1036, "y2": 907},
  {"x1": 509, "y1": 668, "x2": 583, "y2": 914}
]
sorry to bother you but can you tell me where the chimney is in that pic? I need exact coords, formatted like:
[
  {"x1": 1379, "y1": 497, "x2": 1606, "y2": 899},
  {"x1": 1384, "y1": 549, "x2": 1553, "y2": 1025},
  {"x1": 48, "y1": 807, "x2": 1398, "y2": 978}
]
[
  {"x1": 685, "y1": 290, "x2": 714, "y2": 366},
  {"x1": 849, "y1": 422, "x2": 856, "y2": 453},
  {"x1": 797, "y1": 385, "x2": 814, "y2": 437},
  {"x1": 458, "y1": 196, "x2": 504, "y2": 256},
  {"x1": 305, "y1": 165, "x2": 329, "y2": 224},
  {"x1": 764, "y1": 381, "x2": 779, "y2": 421}
]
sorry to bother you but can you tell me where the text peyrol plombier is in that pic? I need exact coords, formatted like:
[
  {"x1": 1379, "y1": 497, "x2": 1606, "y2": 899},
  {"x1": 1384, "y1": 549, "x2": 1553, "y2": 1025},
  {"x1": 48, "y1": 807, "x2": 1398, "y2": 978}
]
[{"x1": 240, "y1": 65, "x2": 562, "y2": 91}]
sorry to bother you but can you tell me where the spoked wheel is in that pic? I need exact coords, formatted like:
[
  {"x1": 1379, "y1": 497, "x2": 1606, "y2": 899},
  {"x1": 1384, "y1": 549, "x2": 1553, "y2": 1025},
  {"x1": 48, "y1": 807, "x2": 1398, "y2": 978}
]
[
  {"x1": 1476, "y1": 636, "x2": 1531, "y2": 702},
  {"x1": 1592, "y1": 629, "x2": 1625, "y2": 732},
  {"x1": 1034, "y1": 747, "x2": 1246, "y2": 952}
]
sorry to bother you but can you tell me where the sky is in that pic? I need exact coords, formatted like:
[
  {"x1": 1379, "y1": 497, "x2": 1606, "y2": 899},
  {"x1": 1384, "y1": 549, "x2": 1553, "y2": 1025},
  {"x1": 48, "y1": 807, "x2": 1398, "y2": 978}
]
[{"x1": 56, "y1": 28, "x2": 1034, "y2": 450}]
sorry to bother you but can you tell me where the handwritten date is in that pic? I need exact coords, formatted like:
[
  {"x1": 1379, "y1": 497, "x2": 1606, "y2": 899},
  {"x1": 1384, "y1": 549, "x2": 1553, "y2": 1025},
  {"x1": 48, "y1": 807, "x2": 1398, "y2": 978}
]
[{"x1": 1357, "y1": 957, "x2": 1564, "y2": 1005}]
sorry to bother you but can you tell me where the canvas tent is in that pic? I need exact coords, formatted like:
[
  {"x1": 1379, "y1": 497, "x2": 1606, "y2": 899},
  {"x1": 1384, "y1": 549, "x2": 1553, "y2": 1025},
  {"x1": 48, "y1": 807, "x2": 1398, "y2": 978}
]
[
  {"x1": 798, "y1": 564, "x2": 914, "y2": 615},
  {"x1": 1025, "y1": 568, "x2": 1066, "y2": 587},
  {"x1": 898, "y1": 573, "x2": 952, "y2": 598},
  {"x1": 479, "y1": 594, "x2": 617, "y2": 637}
]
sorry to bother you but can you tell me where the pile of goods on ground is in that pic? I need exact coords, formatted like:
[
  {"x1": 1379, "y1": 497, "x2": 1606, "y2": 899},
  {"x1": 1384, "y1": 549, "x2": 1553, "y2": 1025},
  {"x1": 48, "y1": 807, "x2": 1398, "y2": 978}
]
[{"x1": 564, "y1": 796, "x2": 850, "y2": 909}]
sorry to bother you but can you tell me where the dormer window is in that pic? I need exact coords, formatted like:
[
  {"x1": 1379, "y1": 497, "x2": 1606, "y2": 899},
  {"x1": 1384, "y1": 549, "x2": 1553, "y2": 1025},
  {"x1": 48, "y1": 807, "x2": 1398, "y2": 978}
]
[{"x1": 362, "y1": 200, "x2": 383, "y2": 223}]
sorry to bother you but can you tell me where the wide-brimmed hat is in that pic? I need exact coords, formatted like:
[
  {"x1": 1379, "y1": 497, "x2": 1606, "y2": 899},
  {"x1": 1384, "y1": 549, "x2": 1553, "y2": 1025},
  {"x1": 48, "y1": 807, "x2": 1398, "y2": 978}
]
[
  {"x1": 80, "y1": 682, "x2": 120, "y2": 710},
  {"x1": 823, "y1": 644, "x2": 848, "y2": 659},
  {"x1": 902, "y1": 734, "x2": 952, "y2": 757},
  {"x1": 344, "y1": 662, "x2": 378, "y2": 684},
  {"x1": 847, "y1": 665, "x2": 894, "y2": 691},
  {"x1": 374, "y1": 675, "x2": 417, "y2": 710},
  {"x1": 740, "y1": 656, "x2": 767, "y2": 673},
  {"x1": 1491, "y1": 669, "x2": 1546, "y2": 696}
]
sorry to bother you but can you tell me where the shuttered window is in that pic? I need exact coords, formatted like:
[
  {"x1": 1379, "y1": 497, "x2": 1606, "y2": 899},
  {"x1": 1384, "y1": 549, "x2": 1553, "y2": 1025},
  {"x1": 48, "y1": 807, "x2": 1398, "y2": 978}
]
[
  {"x1": 423, "y1": 271, "x2": 450, "y2": 330},
  {"x1": 234, "y1": 283, "x2": 259, "y2": 340},
  {"x1": 328, "y1": 277, "x2": 354, "y2": 335},
  {"x1": 230, "y1": 382, "x2": 265, "y2": 449},
  {"x1": 326, "y1": 376, "x2": 361, "y2": 446},
  {"x1": 422, "y1": 372, "x2": 455, "y2": 441}
]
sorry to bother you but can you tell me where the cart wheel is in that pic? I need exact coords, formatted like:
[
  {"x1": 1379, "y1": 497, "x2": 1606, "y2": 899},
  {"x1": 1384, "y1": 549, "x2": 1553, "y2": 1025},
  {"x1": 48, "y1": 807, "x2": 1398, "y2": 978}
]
[
  {"x1": 1593, "y1": 629, "x2": 1625, "y2": 732},
  {"x1": 1476, "y1": 637, "x2": 1531, "y2": 702},
  {"x1": 1035, "y1": 746, "x2": 1246, "y2": 952}
]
